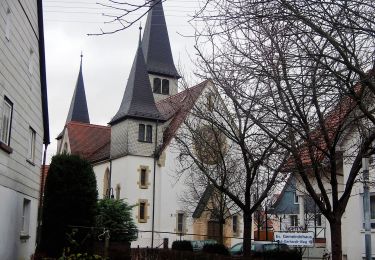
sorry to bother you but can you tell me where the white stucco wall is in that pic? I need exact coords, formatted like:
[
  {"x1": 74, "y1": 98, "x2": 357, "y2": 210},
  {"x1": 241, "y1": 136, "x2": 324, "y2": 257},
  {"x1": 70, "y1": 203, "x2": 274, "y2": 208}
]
[{"x1": 0, "y1": 185, "x2": 38, "y2": 260}]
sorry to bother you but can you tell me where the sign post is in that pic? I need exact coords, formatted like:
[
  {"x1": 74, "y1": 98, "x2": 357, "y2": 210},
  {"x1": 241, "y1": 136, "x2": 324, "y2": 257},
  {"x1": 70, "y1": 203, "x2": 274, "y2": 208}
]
[{"x1": 274, "y1": 232, "x2": 314, "y2": 247}]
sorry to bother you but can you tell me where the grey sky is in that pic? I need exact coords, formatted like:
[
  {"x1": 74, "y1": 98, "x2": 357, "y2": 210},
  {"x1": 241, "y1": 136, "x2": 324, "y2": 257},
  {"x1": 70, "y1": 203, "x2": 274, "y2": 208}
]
[{"x1": 43, "y1": 0, "x2": 202, "y2": 162}]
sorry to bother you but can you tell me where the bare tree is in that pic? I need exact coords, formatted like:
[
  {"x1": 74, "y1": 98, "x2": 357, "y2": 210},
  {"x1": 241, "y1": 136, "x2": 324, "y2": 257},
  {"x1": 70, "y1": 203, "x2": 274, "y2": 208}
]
[
  {"x1": 191, "y1": 1, "x2": 375, "y2": 259},
  {"x1": 172, "y1": 80, "x2": 288, "y2": 256}
]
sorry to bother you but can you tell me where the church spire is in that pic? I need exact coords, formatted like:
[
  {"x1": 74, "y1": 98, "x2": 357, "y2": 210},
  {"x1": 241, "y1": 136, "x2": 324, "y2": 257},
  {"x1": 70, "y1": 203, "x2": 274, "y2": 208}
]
[
  {"x1": 141, "y1": 0, "x2": 180, "y2": 78},
  {"x1": 66, "y1": 53, "x2": 90, "y2": 124},
  {"x1": 109, "y1": 33, "x2": 164, "y2": 125}
]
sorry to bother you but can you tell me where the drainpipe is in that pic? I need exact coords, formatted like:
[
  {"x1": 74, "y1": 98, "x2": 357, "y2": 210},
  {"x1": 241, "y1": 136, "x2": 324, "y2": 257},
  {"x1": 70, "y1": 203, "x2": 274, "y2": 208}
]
[
  {"x1": 151, "y1": 120, "x2": 159, "y2": 248},
  {"x1": 363, "y1": 157, "x2": 372, "y2": 260},
  {"x1": 36, "y1": 144, "x2": 48, "y2": 247}
]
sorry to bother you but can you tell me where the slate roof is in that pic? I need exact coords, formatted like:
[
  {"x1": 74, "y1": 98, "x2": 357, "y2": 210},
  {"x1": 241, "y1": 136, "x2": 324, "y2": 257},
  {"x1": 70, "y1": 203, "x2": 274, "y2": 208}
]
[
  {"x1": 110, "y1": 39, "x2": 164, "y2": 124},
  {"x1": 192, "y1": 184, "x2": 214, "y2": 218},
  {"x1": 141, "y1": 0, "x2": 180, "y2": 78},
  {"x1": 156, "y1": 80, "x2": 208, "y2": 152},
  {"x1": 66, "y1": 122, "x2": 111, "y2": 163},
  {"x1": 65, "y1": 81, "x2": 208, "y2": 163},
  {"x1": 66, "y1": 56, "x2": 90, "y2": 124}
]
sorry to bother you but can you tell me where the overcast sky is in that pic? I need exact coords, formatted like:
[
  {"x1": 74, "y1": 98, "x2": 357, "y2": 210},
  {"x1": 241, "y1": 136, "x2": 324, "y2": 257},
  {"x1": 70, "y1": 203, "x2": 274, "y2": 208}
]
[{"x1": 43, "y1": 0, "x2": 202, "y2": 162}]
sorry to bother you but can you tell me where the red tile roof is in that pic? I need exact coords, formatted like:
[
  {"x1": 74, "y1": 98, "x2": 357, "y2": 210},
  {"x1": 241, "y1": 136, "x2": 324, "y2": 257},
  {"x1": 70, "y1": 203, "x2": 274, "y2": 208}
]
[
  {"x1": 156, "y1": 80, "x2": 209, "y2": 152},
  {"x1": 285, "y1": 81, "x2": 366, "y2": 171},
  {"x1": 64, "y1": 80, "x2": 208, "y2": 161},
  {"x1": 66, "y1": 121, "x2": 111, "y2": 163}
]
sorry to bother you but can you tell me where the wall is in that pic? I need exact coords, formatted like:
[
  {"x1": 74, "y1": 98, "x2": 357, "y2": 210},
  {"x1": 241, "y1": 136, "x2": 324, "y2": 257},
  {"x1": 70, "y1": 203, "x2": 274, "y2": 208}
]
[{"x1": 0, "y1": 1, "x2": 44, "y2": 259}]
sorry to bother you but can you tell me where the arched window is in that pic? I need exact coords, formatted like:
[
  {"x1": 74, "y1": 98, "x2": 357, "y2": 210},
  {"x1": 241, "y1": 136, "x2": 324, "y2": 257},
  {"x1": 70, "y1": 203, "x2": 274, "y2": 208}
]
[
  {"x1": 162, "y1": 79, "x2": 169, "y2": 95},
  {"x1": 103, "y1": 168, "x2": 110, "y2": 198},
  {"x1": 153, "y1": 78, "x2": 161, "y2": 94}
]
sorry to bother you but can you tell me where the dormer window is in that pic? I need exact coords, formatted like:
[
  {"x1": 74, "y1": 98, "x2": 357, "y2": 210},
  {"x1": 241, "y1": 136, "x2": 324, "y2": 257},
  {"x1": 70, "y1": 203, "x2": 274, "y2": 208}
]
[
  {"x1": 153, "y1": 78, "x2": 170, "y2": 95},
  {"x1": 138, "y1": 124, "x2": 153, "y2": 143}
]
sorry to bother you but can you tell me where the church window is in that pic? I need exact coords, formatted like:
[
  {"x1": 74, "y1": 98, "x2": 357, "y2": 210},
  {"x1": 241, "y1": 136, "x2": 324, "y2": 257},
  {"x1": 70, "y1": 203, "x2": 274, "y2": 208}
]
[
  {"x1": 138, "y1": 124, "x2": 145, "y2": 141},
  {"x1": 115, "y1": 184, "x2": 121, "y2": 200},
  {"x1": 153, "y1": 78, "x2": 170, "y2": 95},
  {"x1": 146, "y1": 125, "x2": 152, "y2": 142},
  {"x1": 176, "y1": 212, "x2": 185, "y2": 234},
  {"x1": 138, "y1": 166, "x2": 150, "y2": 189},
  {"x1": 162, "y1": 79, "x2": 169, "y2": 95},
  {"x1": 138, "y1": 124, "x2": 153, "y2": 143},
  {"x1": 5, "y1": 7, "x2": 11, "y2": 41},
  {"x1": 103, "y1": 168, "x2": 110, "y2": 198},
  {"x1": 138, "y1": 199, "x2": 148, "y2": 223},
  {"x1": 153, "y1": 78, "x2": 161, "y2": 94}
]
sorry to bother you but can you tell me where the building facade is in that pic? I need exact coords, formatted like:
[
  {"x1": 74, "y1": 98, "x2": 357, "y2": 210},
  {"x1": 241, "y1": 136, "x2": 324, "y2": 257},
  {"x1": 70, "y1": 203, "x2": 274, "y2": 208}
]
[{"x1": 0, "y1": 1, "x2": 49, "y2": 259}]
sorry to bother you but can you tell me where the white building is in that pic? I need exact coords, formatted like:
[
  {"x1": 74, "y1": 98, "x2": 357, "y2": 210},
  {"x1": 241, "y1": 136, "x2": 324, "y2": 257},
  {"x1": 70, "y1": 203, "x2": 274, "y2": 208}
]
[
  {"x1": 0, "y1": 1, "x2": 49, "y2": 259},
  {"x1": 56, "y1": 0, "x2": 241, "y2": 248}
]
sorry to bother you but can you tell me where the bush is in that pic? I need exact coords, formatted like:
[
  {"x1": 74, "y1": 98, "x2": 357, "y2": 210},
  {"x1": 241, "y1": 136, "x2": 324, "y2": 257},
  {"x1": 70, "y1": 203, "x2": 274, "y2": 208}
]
[
  {"x1": 40, "y1": 154, "x2": 98, "y2": 257},
  {"x1": 96, "y1": 198, "x2": 138, "y2": 242},
  {"x1": 171, "y1": 240, "x2": 194, "y2": 251},
  {"x1": 202, "y1": 243, "x2": 229, "y2": 256}
]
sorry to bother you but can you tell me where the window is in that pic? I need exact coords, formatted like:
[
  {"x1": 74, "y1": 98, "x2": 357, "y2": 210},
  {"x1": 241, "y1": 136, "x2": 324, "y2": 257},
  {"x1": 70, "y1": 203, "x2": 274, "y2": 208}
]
[
  {"x1": 290, "y1": 215, "x2": 298, "y2": 227},
  {"x1": 162, "y1": 79, "x2": 169, "y2": 95},
  {"x1": 138, "y1": 200, "x2": 148, "y2": 223},
  {"x1": 293, "y1": 192, "x2": 299, "y2": 204},
  {"x1": 5, "y1": 7, "x2": 11, "y2": 41},
  {"x1": 115, "y1": 184, "x2": 121, "y2": 200},
  {"x1": 153, "y1": 78, "x2": 161, "y2": 93},
  {"x1": 315, "y1": 214, "x2": 322, "y2": 227},
  {"x1": 138, "y1": 166, "x2": 149, "y2": 189},
  {"x1": 146, "y1": 125, "x2": 152, "y2": 142},
  {"x1": 103, "y1": 168, "x2": 110, "y2": 198},
  {"x1": 1, "y1": 97, "x2": 13, "y2": 145},
  {"x1": 138, "y1": 124, "x2": 153, "y2": 143},
  {"x1": 153, "y1": 78, "x2": 170, "y2": 95},
  {"x1": 176, "y1": 212, "x2": 185, "y2": 233},
  {"x1": 233, "y1": 215, "x2": 239, "y2": 235},
  {"x1": 367, "y1": 194, "x2": 375, "y2": 228},
  {"x1": 28, "y1": 49, "x2": 34, "y2": 76},
  {"x1": 21, "y1": 199, "x2": 31, "y2": 236},
  {"x1": 207, "y1": 94, "x2": 214, "y2": 111},
  {"x1": 27, "y1": 127, "x2": 36, "y2": 163}
]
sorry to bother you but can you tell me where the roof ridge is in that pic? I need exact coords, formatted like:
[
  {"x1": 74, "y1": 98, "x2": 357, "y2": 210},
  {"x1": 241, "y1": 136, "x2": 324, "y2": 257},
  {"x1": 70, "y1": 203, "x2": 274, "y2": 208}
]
[{"x1": 68, "y1": 121, "x2": 110, "y2": 129}]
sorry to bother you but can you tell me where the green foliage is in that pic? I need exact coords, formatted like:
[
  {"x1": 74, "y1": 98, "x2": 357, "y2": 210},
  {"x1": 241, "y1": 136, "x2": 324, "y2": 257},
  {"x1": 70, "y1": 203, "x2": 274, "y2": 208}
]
[
  {"x1": 202, "y1": 243, "x2": 229, "y2": 255},
  {"x1": 96, "y1": 199, "x2": 138, "y2": 242},
  {"x1": 41, "y1": 154, "x2": 98, "y2": 257},
  {"x1": 58, "y1": 247, "x2": 105, "y2": 260},
  {"x1": 171, "y1": 240, "x2": 194, "y2": 251}
]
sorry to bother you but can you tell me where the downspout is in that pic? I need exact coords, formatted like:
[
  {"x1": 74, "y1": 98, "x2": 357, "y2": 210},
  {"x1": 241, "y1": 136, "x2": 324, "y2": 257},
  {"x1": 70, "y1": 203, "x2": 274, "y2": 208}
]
[
  {"x1": 36, "y1": 0, "x2": 50, "y2": 248},
  {"x1": 151, "y1": 120, "x2": 159, "y2": 248}
]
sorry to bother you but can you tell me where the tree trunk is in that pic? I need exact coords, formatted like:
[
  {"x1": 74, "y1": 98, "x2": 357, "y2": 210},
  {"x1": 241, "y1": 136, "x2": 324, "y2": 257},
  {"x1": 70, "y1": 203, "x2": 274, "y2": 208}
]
[
  {"x1": 243, "y1": 212, "x2": 252, "y2": 257},
  {"x1": 330, "y1": 218, "x2": 342, "y2": 260}
]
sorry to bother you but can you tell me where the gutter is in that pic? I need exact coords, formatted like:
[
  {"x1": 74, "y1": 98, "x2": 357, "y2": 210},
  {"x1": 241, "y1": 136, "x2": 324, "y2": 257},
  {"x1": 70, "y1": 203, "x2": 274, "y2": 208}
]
[{"x1": 36, "y1": 0, "x2": 50, "y2": 248}]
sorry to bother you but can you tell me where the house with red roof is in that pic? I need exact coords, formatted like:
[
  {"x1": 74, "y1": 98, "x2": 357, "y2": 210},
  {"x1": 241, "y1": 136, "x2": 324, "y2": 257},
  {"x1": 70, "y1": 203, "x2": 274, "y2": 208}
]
[{"x1": 55, "y1": 0, "x2": 242, "y2": 248}]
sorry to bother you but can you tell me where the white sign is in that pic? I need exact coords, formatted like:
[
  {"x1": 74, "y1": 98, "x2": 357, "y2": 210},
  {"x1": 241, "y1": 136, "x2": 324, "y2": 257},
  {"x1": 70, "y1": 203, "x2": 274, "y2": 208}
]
[{"x1": 274, "y1": 232, "x2": 314, "y2": 247}]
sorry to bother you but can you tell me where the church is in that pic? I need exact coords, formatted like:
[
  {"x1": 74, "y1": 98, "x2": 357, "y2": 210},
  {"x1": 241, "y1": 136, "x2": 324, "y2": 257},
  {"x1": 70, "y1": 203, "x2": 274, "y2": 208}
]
[{"x1": 56, "y1": 0, "x2": 241, "y2": 248}]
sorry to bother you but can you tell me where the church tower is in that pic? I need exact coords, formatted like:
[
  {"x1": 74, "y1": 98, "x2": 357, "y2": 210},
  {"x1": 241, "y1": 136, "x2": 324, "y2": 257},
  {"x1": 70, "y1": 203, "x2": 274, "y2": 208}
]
[
  {"x1": 109, "y1": 30, "x2": 165, "y2": 158},
  {"x1": 142, "y1": 0, "x2": 180, "y2": 102},
  {"x1": 65, "y1": 54, "x2": 90, "y2": 124}
]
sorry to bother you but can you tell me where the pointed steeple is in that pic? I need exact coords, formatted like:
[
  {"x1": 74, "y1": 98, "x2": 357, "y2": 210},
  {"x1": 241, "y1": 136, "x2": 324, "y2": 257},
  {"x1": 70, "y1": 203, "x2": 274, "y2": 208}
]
[
  {"x1": 66, "y1": 53, "x2": 90, "y2": 124},
  {"x1": 141, "y1": 0, "x2": 180, "y2": 78},
  {"x1": 109, "y1": 28, "x2": 164, "y2": 125}
]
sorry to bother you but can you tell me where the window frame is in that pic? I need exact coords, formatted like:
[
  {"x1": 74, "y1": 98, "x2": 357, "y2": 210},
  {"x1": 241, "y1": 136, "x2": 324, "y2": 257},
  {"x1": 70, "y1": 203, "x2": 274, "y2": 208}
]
[
  {"x1": 21, "y1": 199, "x2": 31, "y2": 237},
  {"x1": 27, "y1": 127, "x2": 36, "y2": 163},
  {"x1": 176, "y1": 211, "x2": 185, "y2": 234},
  {"x1": 232, "y1": 215, "x2": 239, "y2": 235},
  {"x1": 138, "y1": 199, "x2": 148, "y2": 223},
  {"x1": 138, "y1": 124, "x2": 153, "y2": 143},
  {"x1": 1, "y1": 96, "x2": 13, "y2": 146},
  {"x1": 290, "y1": 215, "x2": 298, "y2": 227},
  {"x1": 161, "y1": 79, "x2": 169, "y2": 95},
  {"x1": 153, "y1": 78, "x2": 162, "y2": 94},
  {"x1": 293, "y1": 192, "x2": 299, "y2": 204}
]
